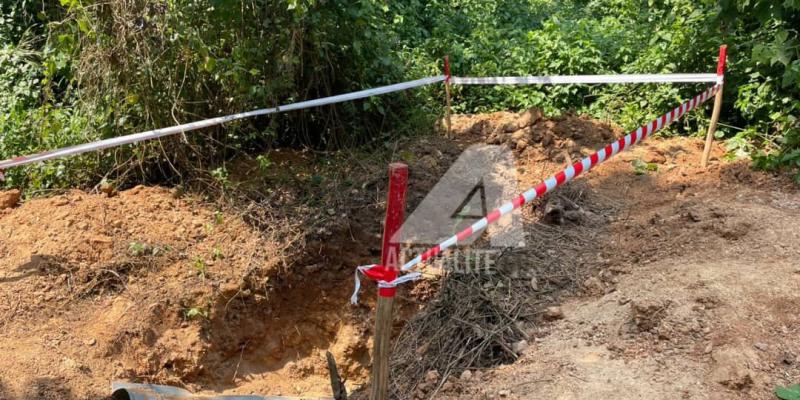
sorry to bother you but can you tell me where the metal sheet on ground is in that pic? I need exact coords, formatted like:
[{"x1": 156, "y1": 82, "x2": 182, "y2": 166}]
[{"x1": 111, "y1": 382, "x2": 333, "y2": 400}]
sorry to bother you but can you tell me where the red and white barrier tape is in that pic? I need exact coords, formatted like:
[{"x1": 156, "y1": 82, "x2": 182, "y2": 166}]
[
  {"x1": 451, "y1": 73, "x2": 722, "y2": 85},
  {"x1": 351, "y1": 265, "x2": 422, "y2": 304},
  {"x1": 351, "y1": 84, "x2": 722, "y2": 303},
  {"x1": 0, "y1": 76, "x2": 446, "y2": 173}
]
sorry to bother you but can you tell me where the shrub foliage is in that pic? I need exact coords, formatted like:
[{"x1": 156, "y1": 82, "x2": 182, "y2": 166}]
[{"x1": 1, "y1": 0, "x2": 798, "y2": 189}]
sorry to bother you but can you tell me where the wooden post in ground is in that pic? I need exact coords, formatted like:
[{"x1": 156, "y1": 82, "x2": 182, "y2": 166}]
[
  {"x1": 326, "y1": 351, "x2": 348, "y2": 400},
  {"x1": 701, "y1": 45, "x2": 727, "y2": 168},
  {"x1": 370, "y1": 163, "x2": 408, "y2": 400},
  {"x1": 444, "y1": 56, "x2": 453, "y2": 139}
]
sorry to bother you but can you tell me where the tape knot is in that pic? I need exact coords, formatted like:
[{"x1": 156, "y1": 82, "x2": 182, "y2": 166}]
[{"x1": 350, "y1": 264, "x2": 422, "y2": 304}]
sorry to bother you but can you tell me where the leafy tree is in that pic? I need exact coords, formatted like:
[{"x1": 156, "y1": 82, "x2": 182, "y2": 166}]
[{"x1": 2, "y1": 0, "x2": 799, "y2": 190}]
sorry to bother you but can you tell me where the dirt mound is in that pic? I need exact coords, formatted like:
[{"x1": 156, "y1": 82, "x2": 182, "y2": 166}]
[
  {"x1": 430, "y1": 133, "x2": 800, "y2": 400},
  {"x1": 0, "y1": 189, "x2": 20, "y2": 209},
  {"x1": 450, "y1": 110, "x2": 621, "y2": 162},
  {"x1": 0, "y1": 185, "x2": 374, "y2": 398}
]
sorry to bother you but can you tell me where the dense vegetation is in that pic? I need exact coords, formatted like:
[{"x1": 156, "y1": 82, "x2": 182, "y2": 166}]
[{"x1": 1, "y1": 0, "x2": 798, "y2": 190}]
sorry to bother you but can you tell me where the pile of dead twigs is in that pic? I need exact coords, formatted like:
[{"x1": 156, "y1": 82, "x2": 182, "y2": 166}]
[{"x1": 388, "y1": 182, "x2": 619, "y2": 399}]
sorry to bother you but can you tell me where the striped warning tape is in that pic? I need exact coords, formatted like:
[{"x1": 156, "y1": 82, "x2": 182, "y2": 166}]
[
  {"x1": 451, "y1": 73, "x2": 722, "y2": 85},
  {"x1": 0, "y1": 76, "x2": 446, "y2": 172},
  {"x1": 351, "y1": 83, "x2": 722, "y2": 303},
  {"x1": 0, "y1": 73, "x2": 722, "y2": 177}
]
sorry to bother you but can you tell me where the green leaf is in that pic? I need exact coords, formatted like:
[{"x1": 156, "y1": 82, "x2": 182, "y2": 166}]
[
  {"x1": 185, "y1": 307, "x2": 208, "y2": 319},
  {"x1": 77, "y1": 19, "x2": 91, "y2": 34},
  {"x1": 631, "y1": 159, "x2": 657, "y2": 175},
  {"x1": 775, "y1": 384, "x2": 800, "y2": 400},
  {"x1": 203, "y1": 57, "x2": 216, "y2": 72}
]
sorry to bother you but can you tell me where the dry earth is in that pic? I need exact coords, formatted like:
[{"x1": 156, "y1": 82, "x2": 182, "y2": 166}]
[
  {"x1": 432, "y1": 116, "x2": 800, "y2": 400},
  {"x1": 0, "y1": 109, "x2": 798, "y2": 400}
]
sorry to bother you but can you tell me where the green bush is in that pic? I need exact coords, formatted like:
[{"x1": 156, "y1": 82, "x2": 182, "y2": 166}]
[
  {"x1": 1, "y1": 0, "x2": 415, "y2": 190},
  {"x1": 393, "y1": 0, "x2": 799, "y2": 181},
  {"x1": 1, "y1": 0, "x2": 799, "y2": 190}
]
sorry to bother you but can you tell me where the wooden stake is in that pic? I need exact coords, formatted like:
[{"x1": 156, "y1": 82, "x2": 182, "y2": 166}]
[
  {"x1": 701, "y1": 45, "x2": 727, "y2": 168},
  {"x1": 370, "y1": 163, "x2": 408, "y2": 400},
  {"x1": 444, "y1": 56, "x2": 453, "y2": 139},
  {"x1": 326, "y1": 351, "x2": 348, "y2": 400},
  {"x1": 370, "y1": 295, "x2": 394, "y2": 400}
]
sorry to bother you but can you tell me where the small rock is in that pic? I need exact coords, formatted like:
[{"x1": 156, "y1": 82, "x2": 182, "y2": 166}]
[
  {"x1": 459, "y1": 369, "x2": 473, "y2": 381},
  {"x1": 85, "y1": 338, "x2": 97, "y2": 346},
  {"x1": 498, "y1": 389, "x2": 510, "y2": 397},
  {"x1": 517, "y1": 108, "x2": 543, "y2": 128},
  {"x1": 503, "y1": 122, "x2": 519, "y2": 133},
  {"x1": 643, "y1": 151, "x2": 667, "y2": 164},
  {"x1": 704, "y1": 343, "x2": 713, "y2": 354},
  {"x1": 512, "y1": 339, "x2": 529, "y2": 354},
  {"x1": 0, "y1": 189, "x2": 21, "y2": 209},
  {"x1": 486, "y1": 132, "x2": 504, "y2": 145},
  {"x1": 511, "y1": 130, "x2": 527, "y2": 141},
  {"x1": 754, "y1": 342, "x2": 768, "y2": 352},
  {"x1": 100, "y1": 182, "x2": 117, "y2": 197},
  {"x1": 543, "y1": 306, "x2": 564, "y2": 320},
  {"x1": 583, "y1": 276, "x2": 604, "y2": 295},
  {"x1": 61, "y1": 357, "x2": 81, "y2": 372},
  {"x1": 419, "y1": 155, "x2": 439, "y2": 169},
  {"x1": 471, "y1": 120, "x2": 488, "y2": 135},
  {"x1": 712, "y1": 348, "x2": 754, "y2": 390},
  {"x1": 530, "y1": 277, "x2": 539, "y2": 291}
]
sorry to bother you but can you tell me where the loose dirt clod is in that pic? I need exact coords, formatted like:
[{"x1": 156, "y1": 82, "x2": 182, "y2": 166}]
[
  {"x1": 544, "y1": 307, "x2": 565, "y2": 320},
  {"x1": 0, "y1": 189, "x2": 20, "y2": 209}
]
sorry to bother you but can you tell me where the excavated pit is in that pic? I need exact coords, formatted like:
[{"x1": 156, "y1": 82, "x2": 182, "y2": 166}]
[{"x1": 0, "y1": 110, "x2": 751, "y2": 399}]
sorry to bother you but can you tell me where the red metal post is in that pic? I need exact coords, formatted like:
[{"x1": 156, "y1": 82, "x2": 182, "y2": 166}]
[
  {"x1": 378, "y1": 163, "x2": 408, "y2": 297},
  {"x1": 370, "y1": 162, "x2": 408, "y2": 400},
  {"x1": 716, "y1": 45, "x2": 728, "y2": 76}
]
